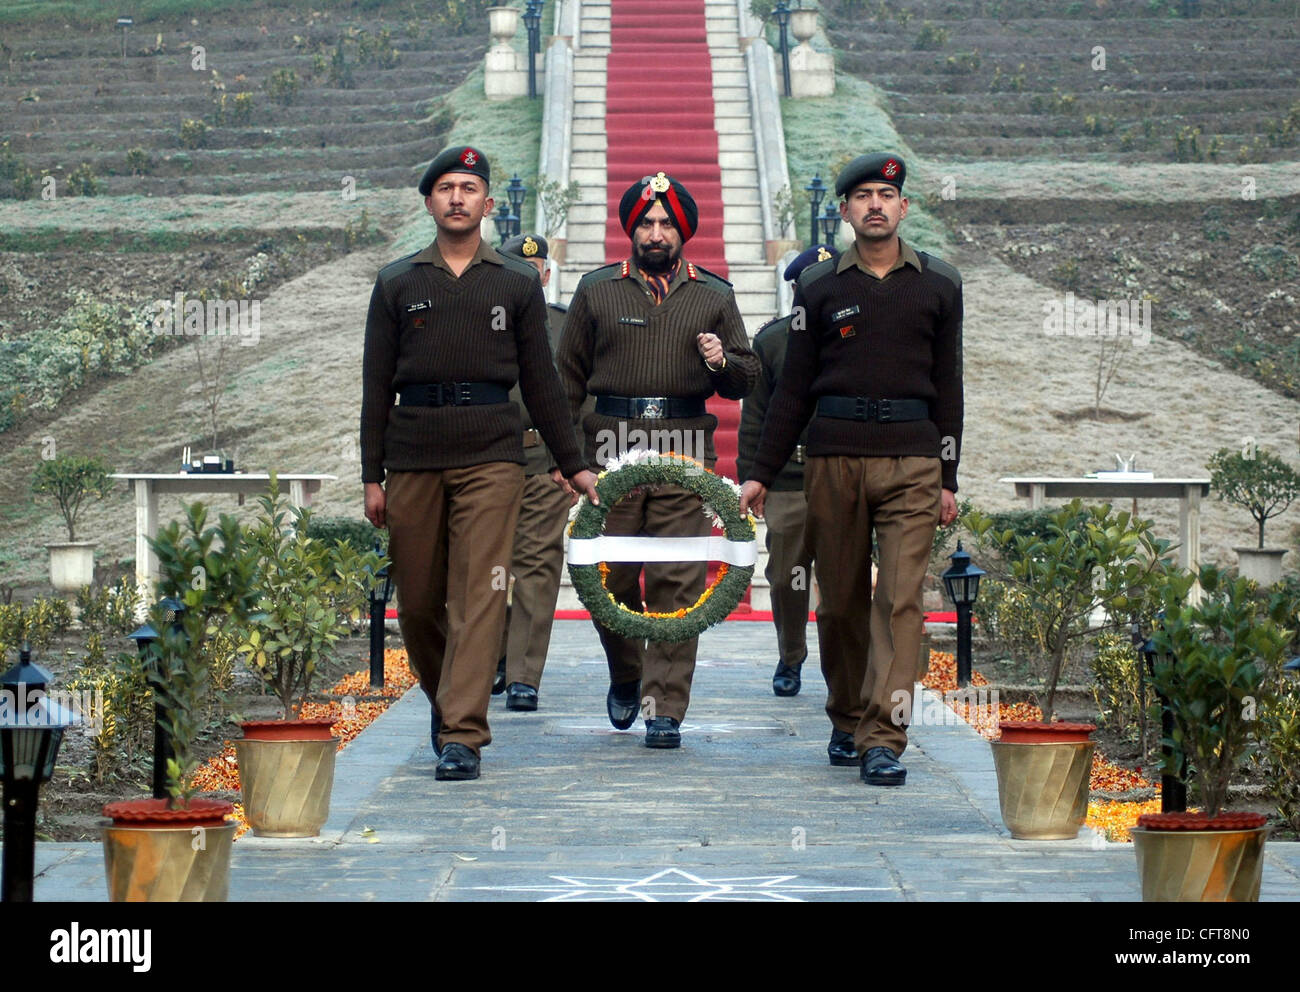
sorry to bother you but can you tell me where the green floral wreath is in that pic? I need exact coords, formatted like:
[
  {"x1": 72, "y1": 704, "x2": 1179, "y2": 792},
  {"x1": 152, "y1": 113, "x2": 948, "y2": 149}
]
[{"x1": 568, "y1": 451, "x2": 756, "y2": 643}]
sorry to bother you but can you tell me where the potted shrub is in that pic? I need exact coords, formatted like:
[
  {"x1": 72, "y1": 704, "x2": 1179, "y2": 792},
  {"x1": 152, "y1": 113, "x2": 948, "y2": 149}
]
[
  {"x1": 1207, "y1": 446, "x2": 1300, "y2": 586},
  {"x1": 965, "y1": 500, "x2": 1172, "y2": 839},
  {"x1": 32, "y1": 454, "x2": 112, "y2": 592},
  {"x1": 1133, "y1": 565, "x2": 1292, "y2": 902},
  {"x1": 101, "y1": 503, "x2": 259, "y2": 902},
  {"x1": 233, "y1": 481, "x2": 382, "y2": 837}
]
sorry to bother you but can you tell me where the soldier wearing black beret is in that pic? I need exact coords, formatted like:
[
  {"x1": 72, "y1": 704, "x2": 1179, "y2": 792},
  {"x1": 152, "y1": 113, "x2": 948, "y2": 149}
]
[
  {"x1": 361, "y1": 147, "x2": 598, "y2": 780},
  {"x1": 556, "y1": 171, "x2": 759, "y2": 750},
  {"x1": 491, "y1": 232, "x2": 575, "y2": 713},
  {"x1": 741, "y1": 152, "x2": 964, "y2": 788},
  {"x1": 736, "y1": 245, "x2": 834, "y2": 709}
]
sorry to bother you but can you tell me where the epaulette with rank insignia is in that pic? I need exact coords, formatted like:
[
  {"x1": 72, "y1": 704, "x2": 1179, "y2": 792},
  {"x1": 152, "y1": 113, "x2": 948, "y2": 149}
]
[
  {"x1": 684, "y1": 261, "x2": 732, "y2": 293},
  {"x1": 753, "y1": 313, "x2": 793, "y2": 347},
  {"x1": 576, "y1": 262, "x2": 626, "y2": 288}
]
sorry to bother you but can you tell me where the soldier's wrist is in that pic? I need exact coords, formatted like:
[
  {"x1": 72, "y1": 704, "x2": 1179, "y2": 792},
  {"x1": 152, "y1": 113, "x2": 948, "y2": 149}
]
[{"x1": 705, "y1": 354, "x2": 727, "y2": 372}]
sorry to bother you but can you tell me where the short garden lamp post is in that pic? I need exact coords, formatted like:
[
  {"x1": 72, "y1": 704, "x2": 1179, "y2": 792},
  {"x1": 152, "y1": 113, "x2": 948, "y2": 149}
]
[
  {"x1": 494, "y1": 201, "x2": 516, "y2": 244},
  {"x1": 941, "y1": 541, "x2": 984, "y2": 687},
  {"x1": 369, "y1": 540, "x2": 393, "y2": 690},
  {"x1": 1285, "y1": 657, "x2": 1300, "y2": 678},
  {"x1": 819, "y1": 200, "x2": 841, "y2": 246},
  {"x1": 128, "y1": 595, "x2": 184, "y2": 800},
  {"x1": 805, "y1": 174, "x2": 826, "y2": 248},
  {"x1": 523, "y1": 0, "x2": 544, "y2": 99},
  {"x1": 772, "y1": 1, "x2": 792, "y2": 97},
  {"x1": 1141, "y1": 635, "x2": 1187, "y2": 813},
  {"x1": 1, "y1": 644, "x2": 77, "y2": 902},
  {"x1": 506, "y1": 175, "x2": 528, "y2": 238}
]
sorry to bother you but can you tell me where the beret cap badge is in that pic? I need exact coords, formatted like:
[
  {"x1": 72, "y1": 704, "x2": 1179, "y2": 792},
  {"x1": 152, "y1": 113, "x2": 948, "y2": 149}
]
[
  {"x1": 521, "y1": 236, "x2": 539, "y2": 257},
  {"x1": 649, "y1": 171, "x2": 671, "y2": 193}
]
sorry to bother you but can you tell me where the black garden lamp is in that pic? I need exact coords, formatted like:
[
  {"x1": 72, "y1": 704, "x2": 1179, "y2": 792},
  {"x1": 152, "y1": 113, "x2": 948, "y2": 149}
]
[
  {"x1": 819, "y1": 199, "x2": 841, "y2": 245},
  {"x1": 128, "y1": 595, "x2": 185, "y2": 800},
  {"x1": 506, "y1": 175, "x2": 528, "y2": 236},
  {"x1": 494, "y1": 201, "x2": 515, "y2": 244},
  {"x1": 941, "y1": 541, "x2": 984, "y2": 687},
  {"x1": 1285, "y1": 657, "x2": 1300, "y2": 677},
  {"x1": 772, "y1": 1, "x2": 792, "y2": 98},
  {"x1": 523, "y1": 0, "x2": 544, "y2": 99},
  {"x1": 1141, "y1": 635, "x2": 1187, "y2": 814},
  {"x1": 1, "y1": 644, "x2": 78, "y2": 902},
  {"x1": 369, "y1": 540, "x2": 393, "y2": 690},
  {"x1": 804, "y1": 174, "x2": 826, "y2": 247}
]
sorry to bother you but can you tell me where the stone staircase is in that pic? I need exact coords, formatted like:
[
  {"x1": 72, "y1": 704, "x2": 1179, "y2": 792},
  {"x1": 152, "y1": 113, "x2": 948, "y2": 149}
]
[{"x1": 560, "y1": 0, "x2": 776, "y2": 336}]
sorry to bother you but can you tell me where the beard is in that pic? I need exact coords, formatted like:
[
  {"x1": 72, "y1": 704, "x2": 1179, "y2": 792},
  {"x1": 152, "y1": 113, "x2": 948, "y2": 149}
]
[{"x1": 634, "y1": 239, "x2": 680, "y2": 275}]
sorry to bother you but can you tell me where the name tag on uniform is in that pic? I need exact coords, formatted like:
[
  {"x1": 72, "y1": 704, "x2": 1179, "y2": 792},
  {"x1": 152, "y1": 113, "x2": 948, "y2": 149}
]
[
  {"x1": 405, "y1": 300, "x2": 431, "y2": 313},
  {"x1": 618, "y1": 316, "x2": 647, "y2": 326},
  {"x1": 831, "y1": 305, "x2": 860, "y2": 322}
]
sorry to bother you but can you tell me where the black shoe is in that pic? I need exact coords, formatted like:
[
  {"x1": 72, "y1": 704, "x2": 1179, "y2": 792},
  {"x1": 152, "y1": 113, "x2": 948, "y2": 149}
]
[
  {"x1": 435, "y1": 742, "x2": 480, "y2": 780},
  {"x1": 430, "y1": 707, "x2": 442, "y2": 758},
  {"x1": 828, "y1": 729, "x2": 858, "y2": 767},
  {"x1": 860, "y1": 746, "x2": 906, "y2": 787},
  {"x1": 492, "y1": 656, "x2": 507, "y2": 695},
  {"x1": 506, "y1": 682, "x2": 538, "y2": 711},
  {"x1": 644, "y1": 716, "x2": 681, "y2": 749},
  {"x1": 606, "y1": 680, "x2": 641, "y2": 730},
  {"x1": 772, "y1": 661, "x2": 802, "y2": 697}
]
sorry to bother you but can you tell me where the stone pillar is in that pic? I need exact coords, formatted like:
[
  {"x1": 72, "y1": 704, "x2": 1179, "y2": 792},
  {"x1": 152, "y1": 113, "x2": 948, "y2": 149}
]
[
  {"x1": 788, "y1": 9, "x2": 834, "y2": 98},
  {"x1": 484, "y1": 5, "x2": 528, "y2": 101}
]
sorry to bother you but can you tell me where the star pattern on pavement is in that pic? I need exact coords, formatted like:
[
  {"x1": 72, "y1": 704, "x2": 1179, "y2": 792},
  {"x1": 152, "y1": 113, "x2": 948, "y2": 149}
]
[{"x1": 468, "y1": 867, "x2": 891, "y2": 902}]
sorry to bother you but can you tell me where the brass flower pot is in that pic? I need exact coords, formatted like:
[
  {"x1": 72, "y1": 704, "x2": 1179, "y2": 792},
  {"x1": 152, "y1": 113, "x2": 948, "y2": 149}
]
[
  {"x1": 234, "y1": 736, "x2": 339, "y2": 838},
  {"x1": 1131, "y1": 824, "x2": 1269, "y2": 902},
  {"x1": 990, "y1": 739, "x2": 1095, "y2": 840},
  {"x1": 102, "y1": 822, "x2": 236, "y2": 902}
]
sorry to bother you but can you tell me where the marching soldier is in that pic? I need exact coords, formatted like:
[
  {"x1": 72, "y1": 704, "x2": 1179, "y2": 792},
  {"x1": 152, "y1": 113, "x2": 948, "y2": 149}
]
[
  {"x1": 361, "y1": 146, "x2": 598, "y2": 781},
  {"x1": 735, "y1": 245, "x2": 832, "y2": 703},
  {"x1": 495, "y1": 233, "x2": 574, "y2": 712},
  {"x1": 740, "y1": 153, "x2": 963, "y2": 787},
  {"x1": 555, "y1": 171, "x2": 759, "y2": 749}
]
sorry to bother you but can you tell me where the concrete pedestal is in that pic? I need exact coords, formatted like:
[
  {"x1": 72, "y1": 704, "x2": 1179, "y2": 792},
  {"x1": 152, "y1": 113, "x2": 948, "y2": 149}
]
[{"x1": 790, "y1": 43, "x2": 835, "y2": 98}]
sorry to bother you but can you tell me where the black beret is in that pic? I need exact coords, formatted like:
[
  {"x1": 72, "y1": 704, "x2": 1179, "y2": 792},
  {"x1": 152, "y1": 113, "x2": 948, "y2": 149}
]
[
  {"x1": 418, "y1": 145, "x2": 490, "y2": 196},
  {"x1": 618, "y1": 172, "x2": 698, "y2": 241},
  {"x1": 783, "y1": 244, "x2": 836, "y2": 282},
  {"x1": 835, "y1": 152, "x2": 906, "y2": 196},
  {"x1": 500, "y1": 233, "x2": 548, "y2": 261}
]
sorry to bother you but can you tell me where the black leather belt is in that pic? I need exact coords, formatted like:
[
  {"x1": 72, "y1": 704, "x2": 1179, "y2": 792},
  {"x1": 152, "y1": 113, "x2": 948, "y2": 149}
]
[
  {"x1": 594, "y1": 395, "x2": 707, "y2": 420},
  {"x1": 816, "y1": 396, "x2": 929, "y2": 423},
  {"x1": 399, "y1": 382, "x2": 508, "y2": 407}
]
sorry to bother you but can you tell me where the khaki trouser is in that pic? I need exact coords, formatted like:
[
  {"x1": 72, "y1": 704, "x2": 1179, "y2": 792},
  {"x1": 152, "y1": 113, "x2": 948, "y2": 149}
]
[
  {"x1": 594, "y1": 482, "x2": 713, "y2": 723},
  {"x1": 385, "y1": 464, "x2": 524, "y2": 755},
  {"x1": 763, "y1": 489, "x2": 814, "y2": 668},
  {"x1": 499, "y1": 473, "x2": 572, "y2": 689},
  {"x1": 804, "y1": 455, "x2": 941, "y2": 758}
]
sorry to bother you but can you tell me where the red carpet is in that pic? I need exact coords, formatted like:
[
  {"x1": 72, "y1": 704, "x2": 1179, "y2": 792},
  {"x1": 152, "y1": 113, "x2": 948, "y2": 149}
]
[{"x1": 603, "y1": 0, "x2": 741, "y2": 482}]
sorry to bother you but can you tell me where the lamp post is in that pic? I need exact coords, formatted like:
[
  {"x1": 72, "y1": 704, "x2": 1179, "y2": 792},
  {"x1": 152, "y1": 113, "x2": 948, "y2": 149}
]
[
  {"x1": 128, "y1": 596, "x2": 184, "y2": 799},
  {"x1": 819, "y1": 200, "x2": 841, "y2": 246},
  {"x1": 523, "y1": 0, "x2": 544, "y2": 99},
  {"x1": 1, "y1": 644, "x2": 77, "y2": 902},
  {"x1": 941, "y1": 541, "x2": 985, "y2": 687},
  {"x1": 507, "y1": 175, "x2": 528, "y2": 238},
  {"x1": 804, "y1": 174, "x2": 826, "y2": 248},
  {"x1": 369, "y1": 540, "x2": 393, "y2": 690},
  {"x1": 772, "y1": 1, "x2": 792, "y2": 98},
  {"x1": 494, "y1": 201, "x2": 515, "y2": 244},
  {"x1": 1141, "y1": 634, "x2": 1187, "y2": 814}
]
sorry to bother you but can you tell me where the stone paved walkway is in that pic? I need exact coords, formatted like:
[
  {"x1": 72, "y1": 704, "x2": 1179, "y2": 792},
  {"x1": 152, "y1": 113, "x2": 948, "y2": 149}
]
[{"x1": 32, "y1": 621, "x2": 1300, "y2": 902}]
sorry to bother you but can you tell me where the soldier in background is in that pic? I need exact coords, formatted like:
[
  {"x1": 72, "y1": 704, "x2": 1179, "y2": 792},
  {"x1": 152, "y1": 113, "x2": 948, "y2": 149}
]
[{"x1": 736, "y1": 246, "x2": 834, "y2": 716}]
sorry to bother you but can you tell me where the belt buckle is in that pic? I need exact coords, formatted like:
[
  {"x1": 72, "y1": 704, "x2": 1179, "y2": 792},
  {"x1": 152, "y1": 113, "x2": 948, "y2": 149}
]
[
  {"x1": 877, "y1": 399, "x2": 893, "y2": 423},
  {"x1": 638, "y1": 397, "x2": 667, "y2": 420},
  {"x1": 855, "y1": 397, "x2": 873, "y2": 421},
  {"x1": 454, "y1": 382, "x2": 473, "y2": 406},
  {"x1": 794, "y1": 443, "x2": 805, "y2": 464}
]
